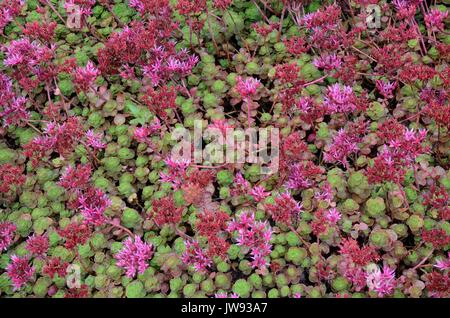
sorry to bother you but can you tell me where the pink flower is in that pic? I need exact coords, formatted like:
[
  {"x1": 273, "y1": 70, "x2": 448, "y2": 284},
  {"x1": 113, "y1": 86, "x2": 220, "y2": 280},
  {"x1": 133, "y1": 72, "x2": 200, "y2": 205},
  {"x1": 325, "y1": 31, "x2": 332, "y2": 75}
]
[
  {"x1": 424, "y1": 9, "x2": 448, "y2": 31},
  {"x1": 181, "y1": 240, "x2": 212, "y2": 272},
  {"x1": 339, "y1": 260, "x2": 367, "y2": 291},
  {"x1": 115, "y1": 236, "x2": 154, "y2": 278},
  {"x1": 3, "y1": 38, "x2": 43, "y2": 67},
  {"x1": 25, "y1": 234, "x2": 49, "y2": 257},
  {"x1": 293, "y1": 292, "x2": 302, "y2": 298},
  {"x1": 296, "y1": 96, "x2": 314, "y2": 113},
  {"x1": 6, "y1": 255, "x2": 35, "y2": 290},
  {"x1": 78, "y1": 187, "x2": 111, "y2": 226},
  {"x1": 133, "y1": 118, "x2": 161, "y2": 144},
  {"x1": 0, "y1": 221, "x2": 16, "y2": 251},
  {"x1": 227, "y1": 211, "x2": 272, "y2": 270},
  {"x1": 326, "y1": 208, "x2": 341, "y2": 224},
  {"x1": 285, "y1": 161, "x2": 323, "y2": 190},
  {"x1": 230, "y1": 172, "x2": 251, "y2": 196},
  {"x1": 265, "y1": 192, "x2": 303, "y2": 225},
  {"x1": 323, "y1": 84, "x2": 358, "y2": 114},
  {"x1": 324, "y1": 127, "x2": 365, "y2": 168},
  {"x1": 366, "y1": 265, "x2": 397, "y2": 297},
  {"x1": 85, "y1": 129, "x2": 106, "y2": 149},
  {"x1": 0, "y1": 96, "x2": 29, "y2": 127},
  {"x1": 235, "y1": 76, "x2": 261, "y2": 98},
  {"x1": 129, "y1": 0, "x2": 145, "y2": 14},
  {"x1": 160, "y1": 157, "x2": 190, "y2": 189},
  {"x1": 59, "y1": 164, "x2": 92, "y2": 192},
  {"x1": 376, "y1": 80, "x2": 397, "y2": 99},
  {"x1": 315, "y1": 182, "x2": 334, "y2": 204},
  {"x1": 313, "y1": 54, "x2": 342, "y2": 71},
  {"x1": 133, "y1": 126, "x2": 151, "y2": 143},
  {"x1": 250, "y1": 185, "x2": 270, "y2": 202},
  {"x1": 73, "y1": 61, "x2": 99, "y2": 91},
  {"x1": 434, "y1": 253, "x2": 450, "y2": 271},
  {"x1": 0, "y1": 73, "x2": 14, "y2": 105}
]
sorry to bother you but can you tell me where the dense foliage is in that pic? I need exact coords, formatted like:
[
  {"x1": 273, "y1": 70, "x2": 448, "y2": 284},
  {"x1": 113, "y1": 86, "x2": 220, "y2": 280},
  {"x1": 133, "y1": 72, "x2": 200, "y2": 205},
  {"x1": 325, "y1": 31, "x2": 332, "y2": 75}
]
[{"x1": 0, "y1": 0, "x2": 449, "y2": 298}]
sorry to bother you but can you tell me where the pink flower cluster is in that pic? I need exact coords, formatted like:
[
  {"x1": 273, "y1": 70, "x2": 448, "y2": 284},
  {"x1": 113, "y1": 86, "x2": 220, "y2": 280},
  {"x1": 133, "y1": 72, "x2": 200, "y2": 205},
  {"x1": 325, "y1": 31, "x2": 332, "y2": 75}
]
[
  {"x1": 227, "y1": 211, "x2": 272, "y2": 270},
  {"x1": 285, "y1": 161, "x2": 323, "y2": 190},
  {"x1": 115, "y1": 236, "x2": 154, "y2": 278},
  {"x1": 323, "y1": 84, "x2": 358, "y2": 114},
  {"x1": 325, "y1": 208, "x2": 341, "y2": 225},
  {"x1": 235, "y1": 76, "x2": 261, "y2": 98},
  {"x1": 72, "y1": 61, "x2": 99, "y2": 92},
  {"x1": 249, "y1": 185, "x2": 270, "y2": 202},
  {"x1": 59, "y1": 164, "x2": 92, "y2": 192},
  {"x1": 160, "y1": 157, "x2": 190, "y2": 189},
  {"x1": 424, "y1": 9, "x2": 449, "y2": 32},
  {"x1": 0, "y1": 73, "x2": 29, "y2": 127},
  {"x1": 376, "y1": 80, "x2": 397, "y2": 99},
  {"x1": 85, "y1": 130, "x2": 106, "y2": 150},
  {"x1": 181, "y1": 240, "x2": 213, "y2": 272},
  {"x1": 366, "y1": 265, "x2": 397, "y2": 297},
  {"x1": 25, "y1": 234, "x2": 49, "y2": 257},
  {"x1": 64, "y1": 0, "x2": 96, "y2": 22},
  {"x1": 6, "y1": 255, "x2": 35, "y2": 290},
  {"x1": 0, "y1": 221, "x2": 16, "y2": 251},
  {"x1": 78, "y1": 187, "x2": 112, "y2": 226},
  {"x1": 265, "y1": 192, "x2": 302, "y2": 225},
  {"x1": 313, "y1": 54, "x2": 342, "y2": 71},
  {"x1": 0, "y1": 0, "x2": 24, "y2": 33},
  {"x1": 314, "y1": 182, "x2": 334, "y2": 204},
  {"x1": 323, "y1": 128, "x2": 363, "y2": 168},
  {"x1": 133, "y1": 118, "x2": 162, "y2": 144},
  {"x1": 142, "y1": 46, "x2": 199, "y2": 86},
  {"x1": 434, "y1": 253, "x2": 450, "y2": 271}
]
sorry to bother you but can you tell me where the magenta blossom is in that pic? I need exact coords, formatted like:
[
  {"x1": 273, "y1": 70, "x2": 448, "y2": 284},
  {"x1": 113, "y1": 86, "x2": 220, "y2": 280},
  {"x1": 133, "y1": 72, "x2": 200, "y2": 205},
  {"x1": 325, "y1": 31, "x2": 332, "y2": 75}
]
[
  {"x1": 115, "y1": 236, "x2": 154, "y2": 278},
  {"x1": 376, "y1": 80, "x2": 397, "y2": 99},
  {"x1": 323, "y1": 84, "x2": 358, "y2": 114},
  {"x1": 6, "y1": 255, "x2": 35, "y2": 290},
  {"x1": 160, "y1": 157, "x2": 190, "y2": 189},
  {"x1": 25, "y1": 234, "x2": 49, "y2": 257},
  {"x1": 235, "y1": 76, "x2": 261, "y2": 98},
  {"x1": 181, "y1": 240, "x2": 212, "y2": 272},
  {"x1": 424, "y1": 9, "x2": 448, "y2": 31},
  {"x1": 313, "y1": 54, "x2": 342, "y2": 71},
  {"x1": 78, "y1": 188, "x2": 111, "y2": 226},
  {"x1": 0, "y1": 96, "x2": 29, "y2": 127},
  {"x1": 227, "y1": 211, "x2": 272, "y2": 270},
  {"x1": 73, "y1": 61, "x2": 99, "y2": 91},
  {"x1": 85, "y1": 130, "x2": 106, "y2": 149},
  {"x1": 250, "y1": 185, "x2": 270, "y2": 202},
  {"x1": 0, "y1": 221, "x2": 16, "y2": 251},
  {"x1": 434, "y1": 253, "x2": 450, "y2": 271},
  {"x1": 314, "y1": 182, "x2": 334, "y2": 204},
  {"x1": 323, "y1": 129, "x2": 361, "y2": 168},
  {"x1": 326, "y1": 208, "x2": 341, "y2": 224},
  {"x1": 366, "y1": 265, "x2": 397, "y2": 297}
]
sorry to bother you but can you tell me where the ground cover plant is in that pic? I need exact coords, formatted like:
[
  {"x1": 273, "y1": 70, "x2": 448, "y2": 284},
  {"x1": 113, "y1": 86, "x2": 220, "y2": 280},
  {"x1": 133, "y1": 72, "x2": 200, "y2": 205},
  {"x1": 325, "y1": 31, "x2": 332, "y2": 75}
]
[{"x1": 0, "y1": 0, "x2": 449, "y2": 298}]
